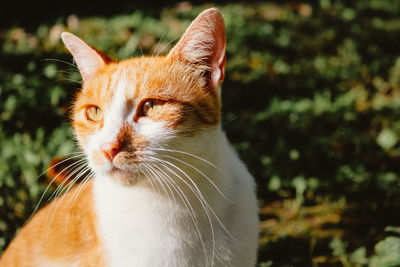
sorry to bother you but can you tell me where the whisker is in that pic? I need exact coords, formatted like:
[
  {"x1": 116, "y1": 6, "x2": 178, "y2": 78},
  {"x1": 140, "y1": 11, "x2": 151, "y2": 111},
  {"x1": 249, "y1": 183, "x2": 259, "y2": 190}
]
[
  {"x1": 45, "y1": 165, "x2": 91, "y2": 240},
  {"x1": 158, "y1": 156, "x2": 234, "y2": 240},
  {"x1": 31, "y1": 156, "x2": 86, "y2": 218},
  {"x1": 35, "y1": 154, "x2": 85, "y2": 181},
  {"x1": 164, "y1": 154, "x2": 232, "y2": 203},
  {"x1": 65, "y1": 172, "x2": 94, "y2": 234},
  {"x1": 48, "y1": 159, "x2": 88, "y2": 201},
  {"x1": 142, "y1": 164, "x2": 162, "y2": 195},
  {"x1": 46, "y1": 163, "x2": 89, "y2": 223},
  {"x1": 55, "y1": 165, "x2": 90, "y2": 200},
  {"x1": 150, "y1": 148, "x2": 234, "y2": 239},
  {"x1": 43, "y1": 163, "x2": 87, "y2": 242},
  {"x1": 146, "y1": 163, "x2": 177, "y2": 207},
  {"x1": 149, "y1": 162, "x2": 209, "y2": 264},
  {"x1": 148, "y1": 157, "x2": 215, "y2": 265},
  {"x1": 145, "y1": 163, "x2": 172, "y2": 204},
  {"x1": 151, "y1": 147, "x2": 222, "y2": 172},
  {"x1": 141, "y1": 164, "x2": 156, "y2": 192}
]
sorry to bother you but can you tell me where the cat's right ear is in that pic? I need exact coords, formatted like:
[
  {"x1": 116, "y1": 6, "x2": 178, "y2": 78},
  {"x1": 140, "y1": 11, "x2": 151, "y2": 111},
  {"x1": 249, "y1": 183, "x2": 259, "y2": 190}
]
[
  {"x1": 167, "y1": 8, "x2": 226, "y2": 91},
  {"x1": 61, "y1": 32, "x2": 112, "y2": 82}
]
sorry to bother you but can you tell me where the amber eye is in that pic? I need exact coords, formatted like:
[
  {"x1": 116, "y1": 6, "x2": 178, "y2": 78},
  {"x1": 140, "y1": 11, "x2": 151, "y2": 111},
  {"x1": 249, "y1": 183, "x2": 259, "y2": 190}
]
[
  {"x1": 85, "y1": 105, "x2": 103, "y2": 122},
  {"x1": 141, "y1": 99, "x2": 164, "y2": 117}
]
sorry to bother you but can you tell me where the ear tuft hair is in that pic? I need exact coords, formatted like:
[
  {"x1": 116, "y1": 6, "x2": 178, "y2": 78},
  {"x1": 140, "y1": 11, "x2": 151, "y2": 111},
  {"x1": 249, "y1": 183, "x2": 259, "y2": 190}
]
[
  {"x1": 61, "y1": 32, "x2": 112, "y2": 82},
  {"x1": 168, "y1": 8, "x2": 226, "y2": 90}
]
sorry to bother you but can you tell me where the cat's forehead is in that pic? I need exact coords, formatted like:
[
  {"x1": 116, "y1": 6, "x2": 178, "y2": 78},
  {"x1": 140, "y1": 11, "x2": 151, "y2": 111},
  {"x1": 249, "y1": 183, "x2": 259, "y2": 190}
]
[{"x1": 82, "y1": 56, "x2": 209, "y2": 108}]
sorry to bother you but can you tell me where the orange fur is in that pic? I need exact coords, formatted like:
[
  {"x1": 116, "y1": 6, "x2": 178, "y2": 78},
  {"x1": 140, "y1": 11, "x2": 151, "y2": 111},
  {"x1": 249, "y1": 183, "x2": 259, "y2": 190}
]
[
  {"x1": 73, "y1": 56, "x2": 220, "y2": 142},
  {"x1": 0, "y1": 182, "x2": 105, "y2": 266},
  {"x1": 47, "y1": 157, "x2": 87, "y2": 186},
  {"x1": 0, "y1": 8, "x2": 229, "y2": 265}
]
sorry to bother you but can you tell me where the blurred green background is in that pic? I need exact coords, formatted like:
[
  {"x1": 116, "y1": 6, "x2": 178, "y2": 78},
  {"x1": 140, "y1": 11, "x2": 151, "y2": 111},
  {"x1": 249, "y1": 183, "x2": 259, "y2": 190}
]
[{"x1": 2, "y1": 0, "x2": 400, "y2": 266}]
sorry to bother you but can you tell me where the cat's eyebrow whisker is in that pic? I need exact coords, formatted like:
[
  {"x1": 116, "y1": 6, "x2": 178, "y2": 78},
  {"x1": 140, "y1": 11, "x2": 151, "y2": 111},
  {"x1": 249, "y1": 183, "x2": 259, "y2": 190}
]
[
  {"x1": 55, "y1": 71, "x2": 82, "y2": 81},
  {"x1": 64, "y1": 153, "x2": 86, "y2": 158},
  {"x1": 55, "y1": 70, "x2": 81, "y2": 78},
  {"x1": 56, "y1": 78, "x2": 82, "y2": 84},
  {"x1": 138, "y1": 43, "x2": 144, "y2": 57},
  {"x1": 65, "y1": 151, "x2": 85, "y2": 155},
  {"x1": 156, "y1": 35, "x2": 181, "y2": 57},
  {"x1": 149, "y1": 161, "x2": 209, "y2": 264},
  {"x1": 153, "y1": 28, "x2": 169, "y2": 57},
  {"x1": 44, "y1": 58, "x2": 78, "y2": 69}
]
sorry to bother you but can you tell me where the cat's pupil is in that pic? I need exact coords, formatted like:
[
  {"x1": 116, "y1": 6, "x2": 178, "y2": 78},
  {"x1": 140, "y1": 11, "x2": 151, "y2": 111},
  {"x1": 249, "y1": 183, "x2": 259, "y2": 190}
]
[
  {"x1": 142, "y1": 99, "x2": 154, "y2": 116},
  {"x1": 86, "y1": 105, "x2": 103, "y2": 122}
]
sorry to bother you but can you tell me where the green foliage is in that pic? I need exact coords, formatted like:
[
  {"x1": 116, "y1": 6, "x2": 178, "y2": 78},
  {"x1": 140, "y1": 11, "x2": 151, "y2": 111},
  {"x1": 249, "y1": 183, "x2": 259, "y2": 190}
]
[
  {"x1": 329, "y1": 226, "x2": 400, "y2": 267},
  {"x1": 2, "y1": 1, "x2": 400, "y2": 265}
]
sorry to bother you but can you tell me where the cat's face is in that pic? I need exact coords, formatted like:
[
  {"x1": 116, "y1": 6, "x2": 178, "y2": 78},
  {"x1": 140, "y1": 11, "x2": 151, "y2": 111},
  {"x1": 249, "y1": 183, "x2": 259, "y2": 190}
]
[{"x1": 62, "y1": 8, "x2": 226, "y2": 184}]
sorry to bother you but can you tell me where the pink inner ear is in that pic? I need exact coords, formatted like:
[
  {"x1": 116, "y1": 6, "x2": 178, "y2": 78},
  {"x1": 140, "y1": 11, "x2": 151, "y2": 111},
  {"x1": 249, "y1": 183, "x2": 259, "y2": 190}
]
[
  {"x1": 168, "y1": 8, "x2": 226, "y2": 89},
  {"x1": 61, "y1": 32, "x2": 108, "y2": 82}
]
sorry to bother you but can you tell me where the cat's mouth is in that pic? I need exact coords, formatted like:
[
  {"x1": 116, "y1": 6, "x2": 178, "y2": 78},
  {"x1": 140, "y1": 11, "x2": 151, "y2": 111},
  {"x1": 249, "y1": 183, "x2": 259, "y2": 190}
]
[
  {"x1": 91, "y1": 148, "x2": 146, "y2": 184},
  {"x1": 111, "y1": 166, "x2": 121, "y2": 172},
  {"x1": 102, "y1": 165, "x2": 140, "y2": 184},
  {"x1": 102, "y1": 156, "x2": 144, "y2": 184}
]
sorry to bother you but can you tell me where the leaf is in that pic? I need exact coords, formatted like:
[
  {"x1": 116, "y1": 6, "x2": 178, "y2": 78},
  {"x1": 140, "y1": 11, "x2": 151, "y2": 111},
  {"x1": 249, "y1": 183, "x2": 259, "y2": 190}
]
[
  {"x1": 377, "y1": 128, "x2": 398, "y2": 151},
  {"x1": 369, "y1": 237, "x2": 400, "y2": 266}
]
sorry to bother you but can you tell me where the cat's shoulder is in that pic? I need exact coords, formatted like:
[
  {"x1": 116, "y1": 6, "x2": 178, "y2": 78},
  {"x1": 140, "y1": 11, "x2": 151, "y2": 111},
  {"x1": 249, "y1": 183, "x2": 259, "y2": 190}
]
[{"x1": 0, "y1": 180, "x2": 104, "y2": 267}]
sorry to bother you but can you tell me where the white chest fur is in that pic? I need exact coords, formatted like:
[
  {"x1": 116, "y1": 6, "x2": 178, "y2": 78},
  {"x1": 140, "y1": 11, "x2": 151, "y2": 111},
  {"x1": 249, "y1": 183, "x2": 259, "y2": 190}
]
[{"x1": 93, "y1": 130, "x2": 259, "y2": 267}]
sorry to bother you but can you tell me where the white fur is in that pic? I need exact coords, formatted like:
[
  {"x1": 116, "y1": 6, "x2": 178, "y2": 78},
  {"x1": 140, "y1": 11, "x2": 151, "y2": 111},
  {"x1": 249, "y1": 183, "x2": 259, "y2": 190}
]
[
  {"x1": 72, "y1": 8, "x2": 258, "y2": 266},
  {"x1": 93, "y1": 127, "x2": 259, "y2": 267},
  {"x1": 84, "y1": 55, "x2": 259, "y2": 267},
  {"x1": 87, "y1": 71, "x2": 134, "y2": 172}
]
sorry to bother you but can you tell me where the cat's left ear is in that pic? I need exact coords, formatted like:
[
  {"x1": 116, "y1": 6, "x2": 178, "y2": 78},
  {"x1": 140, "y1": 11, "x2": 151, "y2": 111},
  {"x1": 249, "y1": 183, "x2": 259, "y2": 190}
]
[
  {"x1": 168, "y1": 8, "x2": 226, "y2": 90},
  {"x1": 61, "y1": 32, "x2": 112, "y2": 82}
]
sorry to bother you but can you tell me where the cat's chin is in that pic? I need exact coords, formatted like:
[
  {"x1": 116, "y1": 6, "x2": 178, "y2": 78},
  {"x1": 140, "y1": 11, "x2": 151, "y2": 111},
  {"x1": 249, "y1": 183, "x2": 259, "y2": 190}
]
[{"x1": 98, "y1": 167, "x2": 141, "y2": 186}]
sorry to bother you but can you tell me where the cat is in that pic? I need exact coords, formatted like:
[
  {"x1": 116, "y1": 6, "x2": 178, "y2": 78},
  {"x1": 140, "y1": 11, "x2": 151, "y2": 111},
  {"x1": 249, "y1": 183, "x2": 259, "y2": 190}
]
[{"x1": 0, "y1": 8, "x2": 259, "y2": 267}]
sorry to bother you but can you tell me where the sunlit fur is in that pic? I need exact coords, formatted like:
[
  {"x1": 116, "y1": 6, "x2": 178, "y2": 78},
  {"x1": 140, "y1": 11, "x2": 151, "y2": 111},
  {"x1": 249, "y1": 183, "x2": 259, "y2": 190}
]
[{"x1": 0, "y1": 8, "x2": 259, "y2": 267}]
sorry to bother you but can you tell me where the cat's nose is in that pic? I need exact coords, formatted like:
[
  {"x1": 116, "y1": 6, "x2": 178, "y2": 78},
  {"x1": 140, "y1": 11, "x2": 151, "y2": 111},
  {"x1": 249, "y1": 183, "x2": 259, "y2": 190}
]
[{"x1": 100, "y1": 142, "x2": 121, "y2": 162}]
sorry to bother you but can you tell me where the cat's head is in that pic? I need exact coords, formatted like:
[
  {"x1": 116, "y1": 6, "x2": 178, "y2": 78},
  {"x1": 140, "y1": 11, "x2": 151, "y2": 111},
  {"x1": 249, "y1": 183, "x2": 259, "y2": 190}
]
[{"x1": 61, "y1": 8, "x2": 226, "y2": 184}]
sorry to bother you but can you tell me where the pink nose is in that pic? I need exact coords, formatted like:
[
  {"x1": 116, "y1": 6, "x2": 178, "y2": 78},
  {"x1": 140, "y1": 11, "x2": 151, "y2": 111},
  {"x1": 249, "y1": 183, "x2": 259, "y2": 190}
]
[{"x1": 100, "y1": 142, "x2": 121, "y2": 162}]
